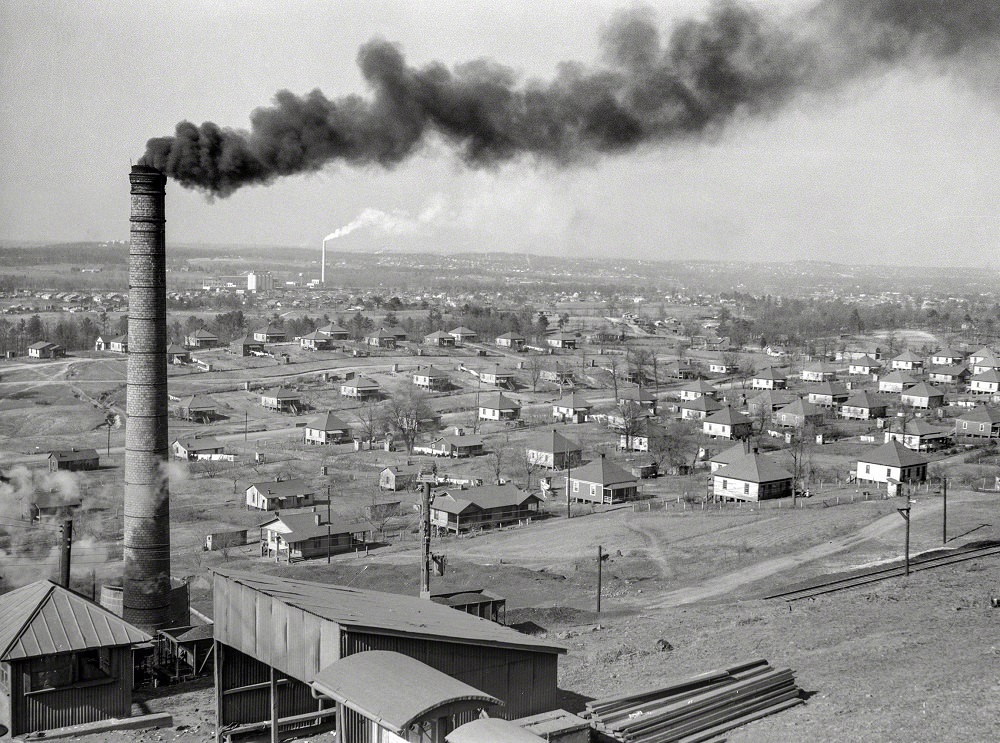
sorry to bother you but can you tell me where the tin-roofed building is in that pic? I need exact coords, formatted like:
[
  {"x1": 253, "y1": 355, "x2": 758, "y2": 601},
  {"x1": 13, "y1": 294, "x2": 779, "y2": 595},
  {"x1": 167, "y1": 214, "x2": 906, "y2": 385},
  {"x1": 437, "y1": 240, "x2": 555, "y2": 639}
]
[
  {"x1": 567, "y1": 456, "x2": 639, "y2": 504},
  {"x1": 713, "y1": 452, "x2": 794, "y2": 502},
  {"x1": 211, "y1": 569, "x2": 565, "y2": 743},
  {"x1": 47, "y1": 448, "x2": 99, "y2": 472},
  {"x1": 0, "y1": 580, "x2": 150, "y2": 737}
]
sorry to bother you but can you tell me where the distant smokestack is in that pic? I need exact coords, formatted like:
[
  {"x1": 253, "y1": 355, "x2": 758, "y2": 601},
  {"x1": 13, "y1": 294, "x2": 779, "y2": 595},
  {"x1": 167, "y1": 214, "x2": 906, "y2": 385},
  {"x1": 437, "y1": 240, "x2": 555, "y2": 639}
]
[
  {"x1": 321, "y1": 237, "x2": 327, "y2": 285},
  {"x1": 124, "y1": 165, "x2": 171, "y2": 632}
]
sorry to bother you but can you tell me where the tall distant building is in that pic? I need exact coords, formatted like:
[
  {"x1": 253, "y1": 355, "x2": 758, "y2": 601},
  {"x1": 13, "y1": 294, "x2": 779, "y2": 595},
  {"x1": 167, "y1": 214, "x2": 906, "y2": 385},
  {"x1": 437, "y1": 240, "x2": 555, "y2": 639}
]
[{"x1": 247, "y1": 272, "x2": 274, "y2": 292}]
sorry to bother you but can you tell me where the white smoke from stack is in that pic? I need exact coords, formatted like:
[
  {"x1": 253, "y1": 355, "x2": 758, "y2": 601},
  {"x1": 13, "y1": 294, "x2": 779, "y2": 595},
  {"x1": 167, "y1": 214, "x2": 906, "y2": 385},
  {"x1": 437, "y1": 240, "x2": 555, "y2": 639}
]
[{"x1": 325, "y1": 198, "x2": 447, "y2": 244}]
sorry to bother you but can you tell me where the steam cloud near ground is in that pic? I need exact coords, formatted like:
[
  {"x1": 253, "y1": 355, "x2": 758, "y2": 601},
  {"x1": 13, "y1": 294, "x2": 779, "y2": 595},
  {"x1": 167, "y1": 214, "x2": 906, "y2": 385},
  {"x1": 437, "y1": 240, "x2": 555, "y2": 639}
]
[{"x1": 140, "y1": 1, "x2": 1000, "y2": 197}]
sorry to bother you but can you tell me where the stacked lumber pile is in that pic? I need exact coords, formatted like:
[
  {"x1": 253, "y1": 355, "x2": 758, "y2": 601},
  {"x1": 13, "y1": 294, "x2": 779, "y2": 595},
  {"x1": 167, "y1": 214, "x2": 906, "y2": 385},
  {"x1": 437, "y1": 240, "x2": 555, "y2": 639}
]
[{"x1": 585, "y1": 658, "x2": 803, "y2": 743}]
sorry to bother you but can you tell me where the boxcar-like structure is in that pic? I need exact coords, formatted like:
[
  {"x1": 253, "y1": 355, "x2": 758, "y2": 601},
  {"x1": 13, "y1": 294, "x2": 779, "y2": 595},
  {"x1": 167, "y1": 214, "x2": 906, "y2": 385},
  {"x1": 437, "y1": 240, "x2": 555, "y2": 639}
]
[{"x1": 211, "y1": 569, "x2": 565, "y2": 743}]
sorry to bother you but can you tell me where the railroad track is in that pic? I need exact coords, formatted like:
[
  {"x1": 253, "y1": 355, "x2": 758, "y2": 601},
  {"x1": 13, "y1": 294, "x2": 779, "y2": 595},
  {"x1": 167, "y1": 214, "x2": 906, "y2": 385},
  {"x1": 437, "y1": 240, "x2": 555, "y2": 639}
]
[{"x1": 764, "y1": 544, "x2": 1000, "y2": 602}]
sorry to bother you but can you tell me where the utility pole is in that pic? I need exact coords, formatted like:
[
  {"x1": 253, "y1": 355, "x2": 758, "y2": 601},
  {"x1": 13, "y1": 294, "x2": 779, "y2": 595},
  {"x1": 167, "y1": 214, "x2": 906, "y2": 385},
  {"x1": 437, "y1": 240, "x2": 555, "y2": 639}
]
[
  {"x1": 326, "y1": 485, "x2": 332, "y2": 564},
  {"x1": 107, "y1": 419, "x2": 112, "y2": 455},
  {"x1": 244, "y1": 411, "x2": 248, "y2": 442},
  {"x1": 420, "y1": 482, "x2": 432, "y2": 598},
  {"x1": 565, "y1": 460, "x2": 572, "y2": 520},
  {"x1": 59, "y1": 519, "x2": 72, "y2": 587},
  {"x1": 897, "y1": 502, "x2": 911, "y2": 576},
  {"x1": 596, "y1": 545, "x2": 603, "y2": 614},
  {"x1": 942, "y1": 478, "x2": 947, "y2": 545}
]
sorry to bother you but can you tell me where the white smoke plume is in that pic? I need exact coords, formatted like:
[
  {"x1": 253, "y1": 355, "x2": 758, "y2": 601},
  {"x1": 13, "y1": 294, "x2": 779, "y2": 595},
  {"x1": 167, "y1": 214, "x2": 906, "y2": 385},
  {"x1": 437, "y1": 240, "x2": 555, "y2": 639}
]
[{"x1": 324, "y1": 197, "x2": 447, "y2": 243}]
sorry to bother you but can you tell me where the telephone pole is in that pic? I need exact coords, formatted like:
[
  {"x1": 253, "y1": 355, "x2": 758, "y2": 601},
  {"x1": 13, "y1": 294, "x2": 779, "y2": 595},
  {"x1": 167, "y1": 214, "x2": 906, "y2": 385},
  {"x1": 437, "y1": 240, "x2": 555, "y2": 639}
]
[
  {"x1": 596, "y1": 545, "x2": 603, "y2": 614},
  {"x1": 420, "y1": 482, "x2": 433, "y2": 598},
  {"x1": 941, "y1": 478, "x2": 947, "y2": 545},
  {"x1": 897, "y1": 502, "x2": 912, "y2": 576}
]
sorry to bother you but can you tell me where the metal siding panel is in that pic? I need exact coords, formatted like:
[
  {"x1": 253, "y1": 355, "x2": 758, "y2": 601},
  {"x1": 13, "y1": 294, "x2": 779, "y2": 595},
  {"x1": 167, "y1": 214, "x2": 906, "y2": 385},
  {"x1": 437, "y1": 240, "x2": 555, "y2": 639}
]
[
  {"x1": 255, "y1": 590, "x2": 273, "y2": 668},
  {"x1": 272, "y1": 600, "x2": 288, "y2": 675},
  {"x1": 286, "y1": 606, "x2": 304, "y2": 680},
  {"x1": 341, "y1": 632, "x2": 559, "y2": 721},
  {"x1": 15, "y1": 649, "x2": 131, "y2": 736}
]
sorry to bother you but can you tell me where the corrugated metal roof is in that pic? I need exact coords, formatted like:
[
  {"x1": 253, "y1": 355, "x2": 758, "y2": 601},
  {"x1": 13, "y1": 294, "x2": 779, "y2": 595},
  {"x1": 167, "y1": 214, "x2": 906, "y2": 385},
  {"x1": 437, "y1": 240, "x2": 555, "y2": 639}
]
[
  {"x1": 312, "y1": 651, "x2": 500, "y2": 734},
  {"x1": 0, "y1": 581, "x2": 150, "y2": 660},
  {"x1": 447, "y1": 717, "x2": 546, "y2": 743},
  {"x1": 214, "y1": 569, "x2": 565, "y2": 655}
]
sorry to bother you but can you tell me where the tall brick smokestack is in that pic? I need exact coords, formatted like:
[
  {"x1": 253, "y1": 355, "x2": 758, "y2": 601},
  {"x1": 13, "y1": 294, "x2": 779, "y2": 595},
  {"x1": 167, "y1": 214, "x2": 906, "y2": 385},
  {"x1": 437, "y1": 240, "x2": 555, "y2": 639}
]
[{"x1": 124, "y1": 165, "x2": 171, "y2": 632}]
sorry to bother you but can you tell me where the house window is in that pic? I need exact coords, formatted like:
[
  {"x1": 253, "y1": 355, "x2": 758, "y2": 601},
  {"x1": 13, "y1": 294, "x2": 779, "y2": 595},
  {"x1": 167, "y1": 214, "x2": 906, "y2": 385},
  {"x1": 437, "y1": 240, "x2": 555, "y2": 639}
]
[
  {"x1": 887, "y1": 468, "x2": 892, "y2": 478},
  {"x1": 722, "y1": 480, "x2": 728, "y2": 490},
  {"x1": 572, "y1": 481, "x2": 579, "y2": 493},
  {"x1": 590, "y1": 484, "x2": 597, "y2": 497},
  {"x1": 744, "y1": 483, "x2": 750, "y2": 495},
  {"x1": 865, "y1": 465, "x2": 870, "y2": 474},
  {"x1": 980, "y1": 424, "x2": 986, "y2": 432}
]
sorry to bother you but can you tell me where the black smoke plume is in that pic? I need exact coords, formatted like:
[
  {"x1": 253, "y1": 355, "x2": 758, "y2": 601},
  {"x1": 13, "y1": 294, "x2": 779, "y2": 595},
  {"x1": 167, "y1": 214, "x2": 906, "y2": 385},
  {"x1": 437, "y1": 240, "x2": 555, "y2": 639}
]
[{"x1": 140, "y1": 0, "x2": 1000, "y2": 196}]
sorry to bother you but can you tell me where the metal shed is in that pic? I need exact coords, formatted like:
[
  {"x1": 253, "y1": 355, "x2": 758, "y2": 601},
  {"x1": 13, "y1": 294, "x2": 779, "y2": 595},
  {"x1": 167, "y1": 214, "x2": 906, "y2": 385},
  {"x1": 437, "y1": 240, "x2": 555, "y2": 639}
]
[
  {"x1": 0, "y1": 581, "x2": 150, "y2": 736},
  {"x1": 211, "y1": 569, "x2": 565, "y2": 743},
  {"x1": 310, "y1": 650, "x2": 501, "y2": 742}
]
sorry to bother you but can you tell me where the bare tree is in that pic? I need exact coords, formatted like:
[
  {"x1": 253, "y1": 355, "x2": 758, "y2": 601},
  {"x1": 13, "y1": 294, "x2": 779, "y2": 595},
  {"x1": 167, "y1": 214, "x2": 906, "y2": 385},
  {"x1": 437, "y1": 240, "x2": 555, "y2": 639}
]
[
  {"x1": 787, "y1": 424, "x2": 815, "y2": 504},
  {"x1": 487, "y1": 437, "x2": 508, "y2": 484},
  {"x1": 359, "y1": 484, "x2": 401, "y2": 537},
  {"x1": 527, "y1": 355, "x2": 542, "y2": 392},
  {"x1": 380, "y1": 386, "x2": 435, "y2": 454},
  {"x1": 607, "y1": 353, "x2": 620, "y2": 401},
  {"x1": 736, "y1": 356, "x2": 756, "y2": 390},
  {"x1": 618, "y1": 400, "x2": 645, "y2": 452},
  {"x1": 520, "y1": 449, "x2": 538, "y2": 491},
  {"x1": 628, "y1": 347, "x2": 652, "y2": 385},
  {"x1": 721, "y1": 350, "x2": 740, "y2": 375},
  {"x1": 355, "y1": 398, "x2": 383, "y2": 449}
]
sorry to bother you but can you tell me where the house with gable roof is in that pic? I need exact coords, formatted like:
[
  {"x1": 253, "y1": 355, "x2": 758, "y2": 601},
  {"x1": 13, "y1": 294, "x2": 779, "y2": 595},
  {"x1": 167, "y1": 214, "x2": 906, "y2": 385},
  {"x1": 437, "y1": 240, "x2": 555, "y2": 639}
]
[
  {"x1": 840, "y1": 390, "x2": 888, "y2": 420},
  {"x1": 423, "y1": 330, "x2": 456, "y2": 347},
  {"x1": 364, "y1": 328, "x2": 397, "y2": 349},
  {"x1": 750, "y1": 367, "x2": 787, "y2": 390},
  {"x1": 930, "y1": 347, "x2": 964, "y2": 367},
  {"x1": 890, "y1": 349, "x2": 924, "y2": 372},
  {"x1": 806, "y1": 381, "x2": 850, "y2": 408},
  {"x1": 552, "y1": 391, "x2": 593, "y2": 423},
  {"x1": 525, "y1": 429, "x2": 583, "y2": 469},
  {"x1": 478, "y1": 392, "x2": 521, "y2": 421},
  {"x1": 800, "y1": 361, "x2": 838, "y2": 382},
  {"x1": 878, "y1": 370, "x2": 919, "y2": 394},
  {"x1": 856, "y1": 440, "x2": 928, "y2": 495},
  {"x1": 495, "y1": 331, "x2": 526, "y2": 350},
  {"x1": 567, "y1": 455, "x2": 639, "y2": 504},
  {"x1": 900, "y1": 382, "x2": 946, "y2": 409},
  {"x1": 848, "y1": 355, "x2": 881, "y2": 376},
  {"x1": 713, "y1": 451, "x2": 794, "y2": 502},
  {"x1": 955, "y1": 406, "x2": 1000, "y2": 439},
  {"x1": 413, "y1": 365, "x2": 450, "y2": 391},
  {"x1": 679, "y1": 394, "x2": 724, "y2": 421},
  {"x1": 702, "y1": 406, "x2": 753, "y2": 440},
  {"x1": 431, "y1": 484, "x2": 542, "y2": 532},
  {"x1": 304, "y1": 411, "x2": 352, "y2": 444},
  {"x1": 775, "y1": 399, "x2": 825, "y2": 428},
  {"x1": 448, "y1": 326, "x2": 478, "y2": 344},
  {"x1": 884, "y1": 419, "x2": 952, "y2": 452},
  {"x1": 970, "y1": 370, "x2": 1000, "y2": 396}
]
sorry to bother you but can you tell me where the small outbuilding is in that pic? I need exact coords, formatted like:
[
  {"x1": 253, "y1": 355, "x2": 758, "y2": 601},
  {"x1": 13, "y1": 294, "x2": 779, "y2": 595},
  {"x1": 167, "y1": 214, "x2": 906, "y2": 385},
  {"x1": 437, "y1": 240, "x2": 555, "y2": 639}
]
[
  {"x1": 48, "y1": 448, "x2": 99, "y2": 472},
  {"x1": 245, "y1": 478, "x2": 317, "y2": 510},
  {"x1": 0, "y1": 580, "x2": 150, "y2": 737}
]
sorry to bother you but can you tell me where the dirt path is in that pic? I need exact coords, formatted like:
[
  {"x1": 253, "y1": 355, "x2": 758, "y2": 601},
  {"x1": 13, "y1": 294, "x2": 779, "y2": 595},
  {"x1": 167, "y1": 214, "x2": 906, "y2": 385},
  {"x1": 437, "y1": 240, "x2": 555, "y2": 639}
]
[{"x1": 645, "y1": 498, "x2": 947, "y2": 608}]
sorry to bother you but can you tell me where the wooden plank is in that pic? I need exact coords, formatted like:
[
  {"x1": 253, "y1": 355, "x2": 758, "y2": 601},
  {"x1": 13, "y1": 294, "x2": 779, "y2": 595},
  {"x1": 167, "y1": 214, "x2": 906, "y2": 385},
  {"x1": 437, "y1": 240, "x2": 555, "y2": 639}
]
[{"x1": 214, "y1": 641, "x2": 224, "y2": 743}]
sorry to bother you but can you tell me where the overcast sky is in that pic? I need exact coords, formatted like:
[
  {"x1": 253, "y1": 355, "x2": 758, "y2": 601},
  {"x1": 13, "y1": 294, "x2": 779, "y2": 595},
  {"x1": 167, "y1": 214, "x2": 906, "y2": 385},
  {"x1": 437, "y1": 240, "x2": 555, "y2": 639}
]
[{"x1": 1, "y1": 0, "x2": 998, "y2": 266}]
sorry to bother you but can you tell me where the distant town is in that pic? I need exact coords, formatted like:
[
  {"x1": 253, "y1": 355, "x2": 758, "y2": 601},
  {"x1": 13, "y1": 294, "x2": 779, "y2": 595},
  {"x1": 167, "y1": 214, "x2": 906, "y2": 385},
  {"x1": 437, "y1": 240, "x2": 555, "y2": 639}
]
[{"x1": 0, "y1": 241, "x2": 998, "y2": 742}]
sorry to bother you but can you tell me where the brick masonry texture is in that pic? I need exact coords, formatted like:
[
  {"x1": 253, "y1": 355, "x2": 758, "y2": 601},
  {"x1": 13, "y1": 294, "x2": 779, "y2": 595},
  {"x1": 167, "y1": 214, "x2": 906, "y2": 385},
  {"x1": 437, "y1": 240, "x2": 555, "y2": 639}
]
[{"x1": 124, "y1": 165, "x2": 172, "y2": 632}]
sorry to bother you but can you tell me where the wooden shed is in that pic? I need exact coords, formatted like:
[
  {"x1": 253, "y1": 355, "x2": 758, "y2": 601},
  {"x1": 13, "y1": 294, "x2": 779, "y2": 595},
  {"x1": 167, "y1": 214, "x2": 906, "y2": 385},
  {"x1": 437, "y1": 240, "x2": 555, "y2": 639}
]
[
  {"x1": 0, "y1": 581, "x2": 150, "y2": 737},
  {"x1": 210, "y1": 569, "x2": 565, "y2": 743}
]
